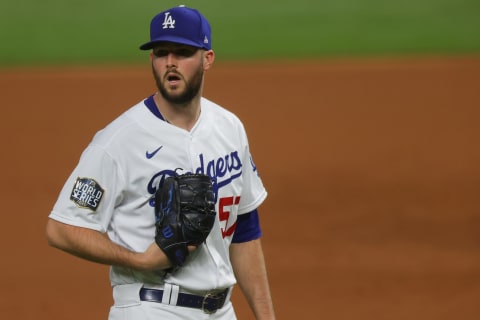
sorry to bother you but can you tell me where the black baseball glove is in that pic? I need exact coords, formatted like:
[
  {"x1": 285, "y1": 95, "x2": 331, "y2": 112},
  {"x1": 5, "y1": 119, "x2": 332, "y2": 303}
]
[{"x1": 154, "y1": 172, "x2": 216, "y2": 271}]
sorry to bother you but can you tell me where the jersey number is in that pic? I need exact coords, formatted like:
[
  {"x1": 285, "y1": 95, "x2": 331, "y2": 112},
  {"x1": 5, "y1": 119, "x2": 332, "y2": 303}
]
[{"x1": 219, "y1": 196, "x2": 240, "y2": 238}]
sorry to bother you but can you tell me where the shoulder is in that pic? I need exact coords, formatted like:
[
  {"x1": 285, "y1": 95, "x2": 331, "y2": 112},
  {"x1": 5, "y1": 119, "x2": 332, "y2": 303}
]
[
  {"x1": 201, "y1": 97, "x2": 245, "y2": 129},
  {"x1": 89, "y1": 99, "x2": 151, "y2": 148}
]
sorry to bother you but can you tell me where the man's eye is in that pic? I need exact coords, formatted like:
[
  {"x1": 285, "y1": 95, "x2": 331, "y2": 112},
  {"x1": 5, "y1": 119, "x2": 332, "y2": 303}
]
[
  {"x1": 153, "y1": 47, "x2": 197, "y2": 57},
  {"x1": 176, "y1": 49, "x2": 196, "y2": 57},
  {"x1": 153, "y1": 49, "x2": 169, "y2": 57}
]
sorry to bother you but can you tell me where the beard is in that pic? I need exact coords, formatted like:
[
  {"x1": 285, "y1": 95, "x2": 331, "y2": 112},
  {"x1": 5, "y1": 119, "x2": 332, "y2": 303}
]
[{"x1": 153, "y1": 63, "x2": 204, "y2": 105}]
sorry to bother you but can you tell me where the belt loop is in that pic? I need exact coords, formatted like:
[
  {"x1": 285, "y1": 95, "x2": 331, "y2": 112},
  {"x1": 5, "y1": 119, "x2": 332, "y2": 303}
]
[
  {"x1": 225, "y1": 287, "x2": 233, "y2": 304},
  {"x1": 162, "y1": 283, "x2": 172, "y2": 304},
  {"x1": 170, "y1": 284, "x2": 180, "y2": 306}
]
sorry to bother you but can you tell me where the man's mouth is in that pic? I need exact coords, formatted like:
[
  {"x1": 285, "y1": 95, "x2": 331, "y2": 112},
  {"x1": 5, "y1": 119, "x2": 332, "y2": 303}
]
[{"x1": 166, "y1": 73, "x2": 181, "y2": 86}]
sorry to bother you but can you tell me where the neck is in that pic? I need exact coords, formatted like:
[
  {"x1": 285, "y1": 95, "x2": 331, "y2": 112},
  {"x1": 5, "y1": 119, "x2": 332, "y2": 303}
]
[{"x1": 154, "y1": 93, "x2": 202, "y2": 131}]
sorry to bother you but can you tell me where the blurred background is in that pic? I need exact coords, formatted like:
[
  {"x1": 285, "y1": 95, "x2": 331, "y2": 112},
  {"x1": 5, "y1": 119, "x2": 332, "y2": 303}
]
[
  {"x1": 1, "y1": 1, "x2": 479, "y2": 320},
  {"x1": 1, "y1": 0, "x2": 479, "y2": 66}
]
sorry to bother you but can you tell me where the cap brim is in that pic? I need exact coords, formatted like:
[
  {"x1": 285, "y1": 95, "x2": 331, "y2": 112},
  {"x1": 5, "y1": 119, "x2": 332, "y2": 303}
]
[{"x1": 139, "y1": 36, "x2": 206, "y2": 50}]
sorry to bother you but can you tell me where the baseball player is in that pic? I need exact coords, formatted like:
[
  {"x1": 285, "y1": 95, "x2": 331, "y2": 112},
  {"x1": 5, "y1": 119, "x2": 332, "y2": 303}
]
[{"x1": 46, "y1": 5, "x2": 276, "y2": 320}]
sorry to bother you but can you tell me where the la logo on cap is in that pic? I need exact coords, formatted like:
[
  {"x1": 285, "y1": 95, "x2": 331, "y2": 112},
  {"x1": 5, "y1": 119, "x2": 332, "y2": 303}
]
[
  {"x1": 139, "y1": 5, "x2": 212, "y2": 51},
  {"x1": 162, "y1": 12, "x2": 175, "y2": 29}
]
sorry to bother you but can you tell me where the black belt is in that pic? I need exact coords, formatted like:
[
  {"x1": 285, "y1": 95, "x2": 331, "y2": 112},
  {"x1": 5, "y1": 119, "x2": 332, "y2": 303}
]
[{"x1": 139, "y1": 287, "x2": 229, "y2": 314}]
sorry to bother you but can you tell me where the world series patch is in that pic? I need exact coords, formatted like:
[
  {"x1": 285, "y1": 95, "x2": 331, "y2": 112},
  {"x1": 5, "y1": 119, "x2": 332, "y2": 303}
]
[{"x1": 70, "y1": 177, "x2": 104, "y2": 211}]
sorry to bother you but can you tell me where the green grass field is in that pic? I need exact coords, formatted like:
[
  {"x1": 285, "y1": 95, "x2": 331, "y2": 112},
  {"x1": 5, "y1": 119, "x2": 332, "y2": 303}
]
[{"x1": 1, "y1": 0, "x2": 479, "y2": 66}]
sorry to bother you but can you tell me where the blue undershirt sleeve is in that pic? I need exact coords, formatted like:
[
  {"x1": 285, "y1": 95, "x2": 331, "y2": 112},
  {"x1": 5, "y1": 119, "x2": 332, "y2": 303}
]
[{"x1": 231, "y1": 209, "x2": 262, "y2": 243}]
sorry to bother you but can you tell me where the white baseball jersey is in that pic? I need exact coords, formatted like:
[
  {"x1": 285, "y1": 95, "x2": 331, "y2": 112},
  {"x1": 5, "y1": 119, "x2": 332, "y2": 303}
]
[{"x1": 49, "y1": 96, "x2": 267, "y2": 291}]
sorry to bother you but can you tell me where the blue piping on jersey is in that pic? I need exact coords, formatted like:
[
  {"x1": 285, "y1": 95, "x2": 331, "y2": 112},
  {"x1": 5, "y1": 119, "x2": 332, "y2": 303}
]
[{"x1": 144, "y1": 95, "x2": 167, "y2": 121}]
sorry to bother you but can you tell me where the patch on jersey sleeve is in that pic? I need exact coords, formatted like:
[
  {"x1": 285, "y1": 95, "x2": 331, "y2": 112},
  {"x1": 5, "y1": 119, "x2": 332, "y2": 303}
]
[
  {"x1": 249, "y1": 156, "x2": 259, "y2": 175},
  {"x1": 70, "y1": 177, "x2": 105, "y2": 211}
]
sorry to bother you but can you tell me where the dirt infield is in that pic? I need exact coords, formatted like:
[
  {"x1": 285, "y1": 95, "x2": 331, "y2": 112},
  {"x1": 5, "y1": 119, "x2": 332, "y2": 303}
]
[{"x1": 1, "y1": 56, "x2": 479, "y2": 320}]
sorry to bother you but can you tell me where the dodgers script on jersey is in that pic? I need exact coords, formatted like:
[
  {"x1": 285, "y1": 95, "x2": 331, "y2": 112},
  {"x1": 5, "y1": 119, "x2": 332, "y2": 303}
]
[{"x1": 49, "y1": 97, "x2": 267, "y2": 291}]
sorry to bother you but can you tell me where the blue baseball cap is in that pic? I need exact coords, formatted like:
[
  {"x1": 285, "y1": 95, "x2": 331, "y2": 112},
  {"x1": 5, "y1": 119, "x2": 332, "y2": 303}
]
[{"x1": 139, "y1": 6, "x2": 212, "y2": 50}]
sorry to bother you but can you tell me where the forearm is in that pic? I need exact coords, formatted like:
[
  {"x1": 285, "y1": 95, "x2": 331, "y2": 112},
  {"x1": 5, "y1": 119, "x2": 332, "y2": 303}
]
[
  {"x1": 46, "y1": 218, "x2": 170, "y2": 271},
  {"x1": 230, "y1": 239, "x2": 275, "y2": 320}
]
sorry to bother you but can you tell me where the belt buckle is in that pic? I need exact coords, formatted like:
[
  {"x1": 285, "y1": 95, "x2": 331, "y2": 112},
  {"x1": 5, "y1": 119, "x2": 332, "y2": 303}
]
[{"x1": 201, "y1": 291, "x2": 222, "y2": 314}]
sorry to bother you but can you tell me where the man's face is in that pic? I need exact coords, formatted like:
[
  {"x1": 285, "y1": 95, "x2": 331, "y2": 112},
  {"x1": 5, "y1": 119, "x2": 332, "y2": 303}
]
[{"x1": 151, "y1": 42, "x2": 204, "y2": 105}]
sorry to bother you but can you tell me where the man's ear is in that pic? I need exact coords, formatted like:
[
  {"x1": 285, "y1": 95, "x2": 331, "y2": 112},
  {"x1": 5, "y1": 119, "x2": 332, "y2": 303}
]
[{"x1": 203, "y1": 50, "x2": 215, "y2": 70}]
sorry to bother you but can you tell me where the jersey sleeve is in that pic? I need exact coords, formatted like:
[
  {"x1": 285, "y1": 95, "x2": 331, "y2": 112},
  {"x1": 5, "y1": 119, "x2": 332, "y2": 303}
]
[
  {"x1": 49, "y1": 145, "x2": 124, "y2": 233},
  {"x1": 237, "y1": 129, "x2": 267, "y2": 214},
  {"x1": 231, "y1": 209, "x2": 262, "y2": 243}
]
